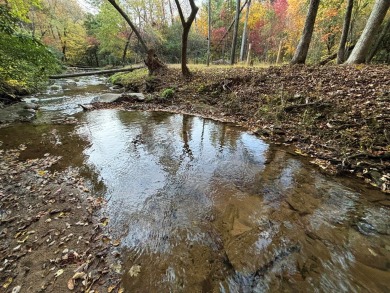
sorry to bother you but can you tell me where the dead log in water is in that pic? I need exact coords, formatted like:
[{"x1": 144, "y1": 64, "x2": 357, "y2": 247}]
[{"x1": 49, "y1": 65, "x2": 145, "y2": 79}]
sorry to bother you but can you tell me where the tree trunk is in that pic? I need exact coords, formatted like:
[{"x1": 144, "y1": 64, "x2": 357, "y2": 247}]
[
  {"x1": 174, "y1": 0, "x2": 199, "y2": 76},
  {"x1": 230, "y1": 0, "x2": 240, "y2": 65},
  {"x1": 337, "y1": 0, "x2": 354, "y2": 64},
  {"x1": 107, "y1": 0, "x2": 166, "y2": 74},
  {"x1": 122, "y1": 31, "x2": 133, "y2": 66},
  {"x1": 290, "y1": 0, "x2": 321, "y2": 64},
  {"x1": 366, "y1": 16, "x2": 390, "y2": 63},
  {"x1": 276, "y1": 39, "x2": 284, "y2": 63},
  {"x1": 246, "y1": 43, "x2": 252, "y2": 66},
  {"x1": 215, "y1": 1, "x2": 248, "y2": 50},
  {"x1": 207, "y1": 0, "x2": 211, "y2": 66},
  {"x1": 345, "y1": 0, "x2": 390, "y2": 64},
  {"x1": 240, "y1": 0, "x2": 251, "y2": 61}
]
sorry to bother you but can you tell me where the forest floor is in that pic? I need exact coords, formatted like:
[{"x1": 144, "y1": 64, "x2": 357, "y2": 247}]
[
  {"x1": 97, "y1": 64, "x2": 390, "y2": 193},
  {"x1": 0, "y1": 64, "x2": 389, "y2": 293}
]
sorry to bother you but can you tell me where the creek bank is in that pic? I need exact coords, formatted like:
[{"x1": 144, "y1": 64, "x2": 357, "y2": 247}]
[
  {"x1": 93, "y1": 65, "x2": 390, "y2": 193},
  {"x1": 0, "y1": 145, "x2": 122, "y2": 292}
]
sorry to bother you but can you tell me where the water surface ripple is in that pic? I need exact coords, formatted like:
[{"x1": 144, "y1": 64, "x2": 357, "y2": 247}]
[{"x1": 76, "y1": 109, "x2": 390, "y2": 293}]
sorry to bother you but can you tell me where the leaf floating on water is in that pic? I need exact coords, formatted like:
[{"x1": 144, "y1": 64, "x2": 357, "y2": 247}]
[
  {"x1": 112, "y1": 239, "x2": 121, "y2": 247},
  {"x1": 129, "y1": 265, "x2": 141, "y2": 277},
  {"x1": 2, "y1": 277, "x2": 13, "y2": 289},
  {"x1": 111, "y1": 262, "x2": 122, "y2": 274},
  {"x1": 54, "y1": 269, "x2": 64, "y2": 278},
  {"x1": 100, "y1": 217, "x2": 109, "y2": 227}
]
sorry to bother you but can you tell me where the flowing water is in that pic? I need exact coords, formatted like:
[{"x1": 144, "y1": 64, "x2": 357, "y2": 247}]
[{"x1": 1, "y1": 76, "x2": 389, "y2": 292}]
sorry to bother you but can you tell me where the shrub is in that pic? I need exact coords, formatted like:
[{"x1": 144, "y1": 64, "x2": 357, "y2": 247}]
[{"x1": 161, "y1": 88, "x2": 174, "y2": 99}]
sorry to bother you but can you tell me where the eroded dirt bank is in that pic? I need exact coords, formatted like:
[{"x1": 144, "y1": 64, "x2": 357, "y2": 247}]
[{"x1": 95, "y1": 65, "x2": 390, "y2": 192}]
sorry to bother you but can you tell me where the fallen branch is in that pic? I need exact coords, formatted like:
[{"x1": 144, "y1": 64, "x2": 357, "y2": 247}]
[{"x1": 49, "y1": 65, "x2": 145, "y2": 79}]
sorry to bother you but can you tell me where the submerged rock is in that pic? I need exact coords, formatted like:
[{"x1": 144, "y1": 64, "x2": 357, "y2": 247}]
[{"x1": 0, "y1": 102, "x2": 36, "y2": 123}]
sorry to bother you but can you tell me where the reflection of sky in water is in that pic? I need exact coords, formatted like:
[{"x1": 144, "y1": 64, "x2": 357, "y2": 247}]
[
  {"x1": 74, "y1": 109, "x2": 389, "y2": 292},
  {"x1": 77, "y1": 110, "x2": 269, "y2": 252}
]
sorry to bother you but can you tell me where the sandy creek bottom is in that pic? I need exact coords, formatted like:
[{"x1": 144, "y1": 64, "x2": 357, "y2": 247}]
[{"x1": 1, "y1": 109, "x2": 389, "y2": 292}]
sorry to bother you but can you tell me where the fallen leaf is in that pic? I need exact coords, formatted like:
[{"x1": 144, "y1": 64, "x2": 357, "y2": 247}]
[
  {"x1": 112, "y1": 239, "x2": 121, "y2": 246},
  {"x1": 100, "y1": 218, "x2": 109, "y2": 227},
  {"x1": 108, "y1": 285, "x2": 116, "y2": 292},
  {"x1": 67, "y1": 278, "x2": 75, "y2": 290},
  {"x1": 12, "y1": 285, "x2": 21, "y2": 293},
  {"x1": 17, "y1": 235, "x2": 29, "y2": 243},
  {"x1": 72, "y1": 272, "x2": 86, "y2": 280},
  {"x1": 2, "y1": 277, "x2": 13, "y2": 289},
  {"x1": 54, "y1": 269, "x2": 64, "y2": 278},
  {"x1": 129, "y1": 265, "x2": 141, "y2": 277}
]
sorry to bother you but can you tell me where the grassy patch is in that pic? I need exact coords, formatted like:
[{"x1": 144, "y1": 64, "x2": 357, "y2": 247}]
[{"x1": 109, "y1": 68, "x2": 148, "y2": 89}]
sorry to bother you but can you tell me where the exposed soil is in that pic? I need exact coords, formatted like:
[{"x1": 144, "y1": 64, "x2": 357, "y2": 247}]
[
  {"x1": 93, "y1": 64, "x2": 390, "y2": 193},
  {"x1": 0, "y1": 147, "x2": 122, "y2": 292}
]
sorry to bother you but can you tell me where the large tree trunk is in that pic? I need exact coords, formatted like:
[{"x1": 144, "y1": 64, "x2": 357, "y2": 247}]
[
  {"x1": 337, "y1": 0, "x2": 354, "y2": 64},
  {"x1": 345, "y1": 0, "x2": 390, "y2": 64},
  {"x1": 174, "y1": 0, "x2": 199, "y2": 77},
  {"x1": 107, "y1": 0, "x2": 165, "y2": 75},
  {"x1": 230, "y1": 0, "x2": 240, "y2": 65},
  {"x1": 290, "y1": 0, "x2": 321, "y2": 64},
  {"x1": 366, "y1": 16, "x2": 390, "y2": 63}
]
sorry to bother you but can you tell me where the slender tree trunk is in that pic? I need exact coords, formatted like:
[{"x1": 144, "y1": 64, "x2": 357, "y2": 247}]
[
  {"x1": 366, "y1": 16, "x2": 390, "y2": 63},
  {"x1": 345, "y1": 0, "x2": 390, "y2": 64},
  {"x1": 240, "y1": 0, "x2": 251, "y2": 61},
  {"x1": 122, "y1": 31, "x2": 133, "y2": 65},
  {"x1": 174, "y1": 0, "x2": 199, "y2": 76},
  {"x1": 276, "y1": 39, "x2": 284, "y2": 63},
  {"x1": 230, "y1": 0, "x2": 240, "y2": 65},
  {"x1": 290, "y1": 0, "x2": 321, "y2": 64},
  {"x1": 216, "y1": 1, "x2": 248, "y2": 49},
  {"x1": 207, "y1": 0, "x2": 211, "y2": 66},
  {"x1": 337, "y1": 0, "x2": 354, "y2": 64},
  {"x1": 246, "y1": 43, "x2": 252, "y2": 65},
  {"x1": 168, "y1": 0, "x2": 174, "y2": 25}
]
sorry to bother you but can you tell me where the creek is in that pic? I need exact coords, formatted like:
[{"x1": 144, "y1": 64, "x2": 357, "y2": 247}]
[{"x1": 1, "y1": 75, "x2": 389, "y2": 292}]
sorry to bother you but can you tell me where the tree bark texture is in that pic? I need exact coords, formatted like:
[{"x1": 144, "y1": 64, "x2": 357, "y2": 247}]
[
  {"x1": 240, "y1": 0, "x2": 251, "y2": 62},
  {"x1": 290, "y1": 0, "x2": 321, "y2": 64},
  {"x1": 230, "y1": 0, "x2": 241, "y2": 65},
  {"x1": 345, "y1": 0, "x2": 390, "y2": 64},
  {"x1": 366, "y1": 16, "x2": 390, "y2": 62},
  {"x1": 174, "y1": 0, "x2": 199, "y2": 76},
  {"x1": 337, "y1": 0, "x2": 354, "y2": 64}
]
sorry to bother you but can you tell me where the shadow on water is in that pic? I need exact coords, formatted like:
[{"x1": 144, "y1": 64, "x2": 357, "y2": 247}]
[{"x1": 72, "y1": 109, "x2": 389, "y2": 293}]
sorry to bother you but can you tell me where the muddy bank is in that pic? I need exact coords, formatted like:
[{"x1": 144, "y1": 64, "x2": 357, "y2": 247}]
[
  {"x1": 0, "y1": 143, "x2": 121, "y2": 292},
  {"x1": 94, "y1": 65, "x2": 390, "y2": 192}
]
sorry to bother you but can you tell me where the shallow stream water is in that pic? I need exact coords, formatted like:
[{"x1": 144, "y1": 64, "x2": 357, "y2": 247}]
[{"x1": 1, "y1": 76, "x2": 389, "y2": 292}]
